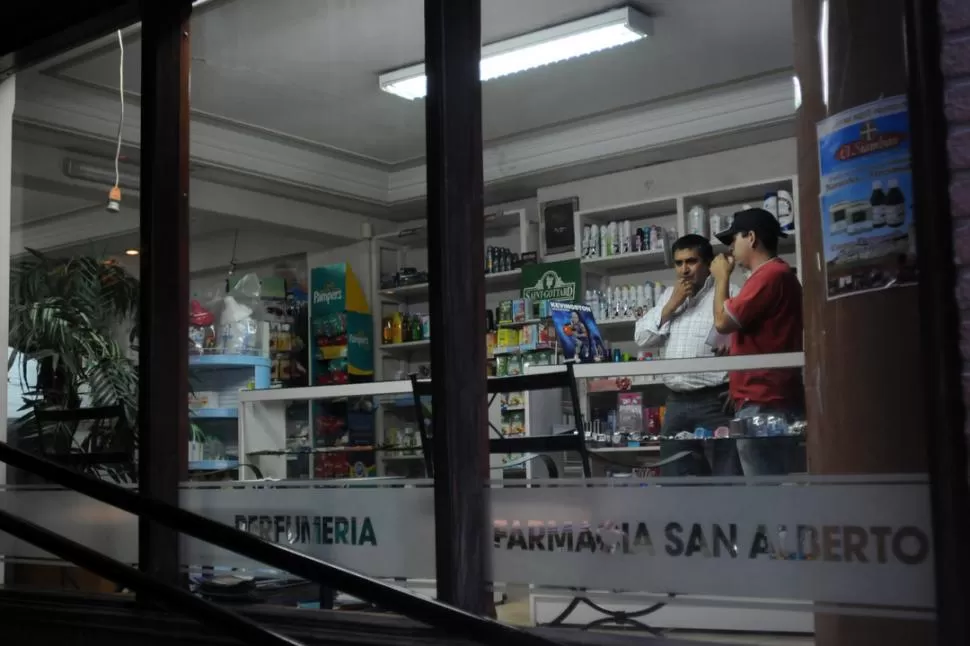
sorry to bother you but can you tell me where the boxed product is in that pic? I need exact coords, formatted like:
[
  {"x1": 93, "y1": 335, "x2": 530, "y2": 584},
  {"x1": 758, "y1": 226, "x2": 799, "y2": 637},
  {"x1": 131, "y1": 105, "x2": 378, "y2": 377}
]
[
  {"x1": 497, "y1": 328, "x2": 519, "y2": 348},
  {"x1": 502, "y1": 391, "x2": 525, "y2": 407},
  {"x1": 617, "y1": 392, "x2": 644, "y2": 434},
  {"x1": 511, "y1": 299, "x2": 530, "y2": 323},
  {"x1": 519, "y1": 323, "x2": 540, "y2": 346},
  {"x1": 525, "y1": 350, "x2": 552, "y2": 367},
  {"x1": 497, "y1": 300, "x2": 514, "y2": 324},
  {"x1": 505, "y1": 411, "x2": 526, "y2": 436},
  {"x1": 495, "y1": 354, "x2": 510, "y2": 377}
]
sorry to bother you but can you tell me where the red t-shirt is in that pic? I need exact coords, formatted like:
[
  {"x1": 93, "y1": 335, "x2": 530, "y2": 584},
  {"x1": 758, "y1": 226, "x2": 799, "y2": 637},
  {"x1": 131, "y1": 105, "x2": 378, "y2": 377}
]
[{"x1": 724, "y1": 258, "x2": 803, "y2": 408}]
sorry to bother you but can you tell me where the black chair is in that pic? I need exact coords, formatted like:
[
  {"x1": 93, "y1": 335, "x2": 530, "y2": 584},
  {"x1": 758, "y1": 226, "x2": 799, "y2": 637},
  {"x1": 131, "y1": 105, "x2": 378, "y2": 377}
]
[{"x1": 410, "y1": 363, "x2": 592, "y2": 478}]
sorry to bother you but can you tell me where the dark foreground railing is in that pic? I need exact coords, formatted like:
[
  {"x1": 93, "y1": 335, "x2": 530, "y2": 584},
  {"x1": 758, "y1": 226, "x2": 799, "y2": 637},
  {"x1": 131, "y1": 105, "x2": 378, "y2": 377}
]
[
  {"x1": 0, "y1": 508, "x2": 302, "y2": 646},
  {"x1": 0, "y1": 440, "x2": 560, "y2": 646}
]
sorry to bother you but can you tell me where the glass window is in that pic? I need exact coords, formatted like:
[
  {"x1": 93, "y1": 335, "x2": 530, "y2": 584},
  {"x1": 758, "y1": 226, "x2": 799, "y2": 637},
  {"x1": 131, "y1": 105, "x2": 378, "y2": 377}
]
[{"x1": 3, "y1": 21, "x2": 142, "y2": 593}]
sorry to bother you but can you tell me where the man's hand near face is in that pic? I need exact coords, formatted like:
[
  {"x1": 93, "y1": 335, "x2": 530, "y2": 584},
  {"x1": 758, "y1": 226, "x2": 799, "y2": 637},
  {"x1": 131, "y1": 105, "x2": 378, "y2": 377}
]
[
  {"x1": 660, "y1": 277, "x2": 695, "y2": 326},
  {"x1": 712, "y1": 253, "x2": 740, "y2": 333},
  {"x1": 710, "y1": 253, "x2": 735, "y2": 283}
]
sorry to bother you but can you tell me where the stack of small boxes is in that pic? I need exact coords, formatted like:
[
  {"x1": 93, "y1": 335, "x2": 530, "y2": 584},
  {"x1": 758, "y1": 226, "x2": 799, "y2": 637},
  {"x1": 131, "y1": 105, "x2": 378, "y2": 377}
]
[{"x1": 490, "y1": 297, "x2": 558, "y2": 377}]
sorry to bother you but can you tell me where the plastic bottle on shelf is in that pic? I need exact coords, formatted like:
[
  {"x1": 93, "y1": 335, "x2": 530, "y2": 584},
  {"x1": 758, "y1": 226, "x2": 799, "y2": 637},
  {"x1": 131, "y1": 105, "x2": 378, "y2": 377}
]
[
  {"x1": 763, "y1": 192, "x2": 779, "y2": 219},
  {"x1": 613, "y1": 286, "x2": 623, "y2": 319},
  {"x1": 709, "y1": 213, "x2": 722, "y2": 239},
  {"x1": 688, "y1": 205, "x2": 708, "y2": 237},
  {"x1": 777, "y1": 189, "x2": 795, "y2": 232},
  {"x1": 582, "y1": 226, "x2": 591, "y2": 257},
  {"x1": 621, "y1": 220, "x2": 632, "y2": 254},
  {"x1": 600, "y1": 225, "x2": 609, "y2": 257},
  {"x1": 608, "y1": 221, "x2": 619, "y2": 256},
  {"x1": 620, "y1": 286, "x2": 630, "y2": 318},
  {"x1": 391, "y1": 310, "x2": 404, "y2": 345},
  {"x1": 589, "y1": 224, "x2": 599, "y2": 258}
]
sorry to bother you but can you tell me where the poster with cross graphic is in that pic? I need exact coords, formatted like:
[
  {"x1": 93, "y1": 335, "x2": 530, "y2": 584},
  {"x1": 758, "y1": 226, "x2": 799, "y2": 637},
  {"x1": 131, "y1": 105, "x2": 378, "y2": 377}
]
[{"x1": 816, "y1": 95, "x2": 917, "y2": 300}]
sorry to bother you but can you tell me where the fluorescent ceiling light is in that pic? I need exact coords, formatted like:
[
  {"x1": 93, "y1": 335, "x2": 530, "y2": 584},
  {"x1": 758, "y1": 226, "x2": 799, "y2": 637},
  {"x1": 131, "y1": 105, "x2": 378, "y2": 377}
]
[{"x1": 379, "y1": 6, "x2": 652, "y2": 100}]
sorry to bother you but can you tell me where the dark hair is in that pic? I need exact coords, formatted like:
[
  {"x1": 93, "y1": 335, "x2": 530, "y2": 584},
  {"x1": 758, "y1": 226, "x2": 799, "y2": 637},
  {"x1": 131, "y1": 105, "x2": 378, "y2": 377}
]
[
  {"x1": 746, "y1": 228, "x2": 779, "y2": 255},
  {"x1": 671, "y1": 234, "x2": 714, "y2": 263}
]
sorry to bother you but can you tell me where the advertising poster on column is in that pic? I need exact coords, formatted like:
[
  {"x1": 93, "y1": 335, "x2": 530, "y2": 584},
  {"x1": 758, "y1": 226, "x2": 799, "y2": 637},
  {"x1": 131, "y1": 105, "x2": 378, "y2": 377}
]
[{"x1": 816, "y1": 95, "x2": 917, "y2": 300}]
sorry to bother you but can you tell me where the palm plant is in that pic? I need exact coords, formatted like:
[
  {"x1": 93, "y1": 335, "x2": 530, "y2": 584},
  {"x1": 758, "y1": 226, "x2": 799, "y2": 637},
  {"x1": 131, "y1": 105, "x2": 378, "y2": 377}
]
[{"x1": 8, "y1": 249, "x2": 139, "y2": 471}]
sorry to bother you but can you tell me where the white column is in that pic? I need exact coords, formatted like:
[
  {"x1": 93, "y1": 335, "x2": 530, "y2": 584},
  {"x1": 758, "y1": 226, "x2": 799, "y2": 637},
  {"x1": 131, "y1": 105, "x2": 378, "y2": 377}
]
[{"x1": 0, "y1": 74, "x2": 15, "y2": 585}]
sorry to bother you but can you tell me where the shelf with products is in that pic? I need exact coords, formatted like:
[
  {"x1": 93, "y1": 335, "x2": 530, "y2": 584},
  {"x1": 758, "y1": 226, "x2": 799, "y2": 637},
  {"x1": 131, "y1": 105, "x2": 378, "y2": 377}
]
[
  {"x1": 371, "y1": 208, "x2": 541, "y2": 469},
  {"x1": 378, "y1": 268, "x2": 524, "y2": 303},
  {"x1": 238, "y1": 378, "x2": 536, "y2": 480},
  {"x1": 187, "y1": 309, "x2": 272, "y2": 476},
  {"x1": 304, "y1": 263, "x2": 379, "y2": 480},
  {"x1": 380, "y1": 339, "x2": 432, "y2": 355},
  {"x1": 575, "y1": 195, "x2": 680, "y2": 224}
]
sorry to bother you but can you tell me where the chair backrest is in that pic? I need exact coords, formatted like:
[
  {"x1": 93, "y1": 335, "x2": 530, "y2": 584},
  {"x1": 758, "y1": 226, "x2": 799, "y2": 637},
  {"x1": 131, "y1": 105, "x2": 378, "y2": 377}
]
[
  {"x1": 409, "y1": 364, "x2": 591, "y2": 478},
  {"x1": 31, "y1": 404, "x2": 135, "y2": 480}
]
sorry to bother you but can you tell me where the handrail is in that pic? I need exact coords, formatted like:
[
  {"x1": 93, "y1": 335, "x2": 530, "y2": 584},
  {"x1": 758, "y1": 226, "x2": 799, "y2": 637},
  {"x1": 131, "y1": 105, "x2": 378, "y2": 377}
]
[
  {"x1": 0, "y1": 506, "x2": 303, "y2": 646},
  {"x1": 0, "y1": 441, "x2": 560, "y2": 646}
]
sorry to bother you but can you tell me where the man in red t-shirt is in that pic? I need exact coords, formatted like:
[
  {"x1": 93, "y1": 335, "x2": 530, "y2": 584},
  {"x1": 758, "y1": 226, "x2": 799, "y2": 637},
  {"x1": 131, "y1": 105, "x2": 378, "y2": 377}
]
[{"x1": 710, "y1": 208, "x2": 804, "y2": 475}]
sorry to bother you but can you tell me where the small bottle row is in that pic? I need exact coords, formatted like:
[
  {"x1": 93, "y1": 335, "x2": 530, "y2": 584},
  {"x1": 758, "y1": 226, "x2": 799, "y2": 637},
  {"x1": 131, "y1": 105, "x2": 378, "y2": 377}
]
[
  {"x1": 584, "y1": 282, "x2": 665, "y2": 322},
  {"x1": 382, "y1": 310, "x2": 430, "y2": 345},
  {"x1": 581, "y1": 222, "x2": 672, "y2": 259},
  {"x1": 485, "y1": 246, "x2": 517, "y2": 274}
]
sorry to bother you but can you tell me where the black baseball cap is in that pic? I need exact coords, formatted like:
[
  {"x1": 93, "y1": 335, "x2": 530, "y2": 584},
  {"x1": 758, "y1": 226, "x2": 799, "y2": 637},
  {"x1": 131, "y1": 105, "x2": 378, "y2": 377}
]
[{"x1": 714, "y1": 207, "x2": 788, "y2": 246}]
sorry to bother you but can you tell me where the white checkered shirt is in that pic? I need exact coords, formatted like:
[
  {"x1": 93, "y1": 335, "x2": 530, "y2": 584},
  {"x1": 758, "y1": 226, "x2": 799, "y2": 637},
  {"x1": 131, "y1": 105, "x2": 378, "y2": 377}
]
[{"x1": 634, "y1": 277, "x2": 740, "y2": 392}]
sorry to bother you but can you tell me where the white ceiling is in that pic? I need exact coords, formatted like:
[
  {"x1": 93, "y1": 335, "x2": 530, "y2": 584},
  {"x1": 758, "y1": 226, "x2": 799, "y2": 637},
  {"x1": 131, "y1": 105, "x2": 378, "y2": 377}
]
[
  {"x1": 45, "y1": 0, "x2": 793, "y2": 165},
  {"x1": 12, "y1": 0, "x2": 796, "y2": 269}
]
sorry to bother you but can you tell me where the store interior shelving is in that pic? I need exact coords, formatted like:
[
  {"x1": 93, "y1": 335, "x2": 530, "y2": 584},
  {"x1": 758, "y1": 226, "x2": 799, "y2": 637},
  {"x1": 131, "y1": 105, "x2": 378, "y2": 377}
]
[
  {"x1": 228, "y1": 173, "x2": 802, "y2": 482},
  {"x1": 368, "y1": 207, "x2": 539, "y2": 476},
  {"x1": 189, "y1": 352, "x2": 271, "y2": 473}
]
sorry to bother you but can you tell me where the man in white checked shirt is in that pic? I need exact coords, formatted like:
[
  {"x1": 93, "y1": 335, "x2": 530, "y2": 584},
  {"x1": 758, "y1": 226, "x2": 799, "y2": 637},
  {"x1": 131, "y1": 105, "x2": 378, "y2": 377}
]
[{"x1": 635, "y1": 235, "x2": 740, "y2": 475}]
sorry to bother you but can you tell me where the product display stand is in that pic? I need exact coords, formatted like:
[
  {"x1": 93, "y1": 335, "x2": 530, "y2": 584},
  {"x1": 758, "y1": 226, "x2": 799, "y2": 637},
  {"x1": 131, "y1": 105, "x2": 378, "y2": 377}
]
[
  {"x1": 306, "y1": 263, "x2": 376, "y2": 479},
  {"x1": 189, "y1": 352, "x2": 271, "y2": 474}
]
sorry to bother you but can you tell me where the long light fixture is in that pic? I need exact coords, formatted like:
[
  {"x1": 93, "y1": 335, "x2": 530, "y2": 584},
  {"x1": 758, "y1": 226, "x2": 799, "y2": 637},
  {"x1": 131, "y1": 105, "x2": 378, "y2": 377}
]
[
  {"x1": 63, "y1": 159, "x2": 139, "y2": 190},
  {"x1": 379, "y1": 6, "x2": 653, "y2": 100}
]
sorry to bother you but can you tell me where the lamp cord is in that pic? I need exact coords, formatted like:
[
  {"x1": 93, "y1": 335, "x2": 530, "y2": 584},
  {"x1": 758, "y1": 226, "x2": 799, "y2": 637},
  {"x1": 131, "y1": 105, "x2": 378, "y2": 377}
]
[{"x1": 114, "y1": 29, "x2": 125, "y2": 190}]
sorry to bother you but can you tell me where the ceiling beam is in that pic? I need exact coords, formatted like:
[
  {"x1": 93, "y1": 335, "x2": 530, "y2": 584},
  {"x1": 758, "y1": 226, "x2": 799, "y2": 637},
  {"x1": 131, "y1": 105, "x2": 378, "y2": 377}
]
[
  {"x1": 11, "y1": 139, "x2": 376, "y2": 251},
  {"x1": 15, "y1": 71, "x2": 796, "y2": 210},
  {"x1": 15, "y1": 73, "x2": 391, "y2": 202}
]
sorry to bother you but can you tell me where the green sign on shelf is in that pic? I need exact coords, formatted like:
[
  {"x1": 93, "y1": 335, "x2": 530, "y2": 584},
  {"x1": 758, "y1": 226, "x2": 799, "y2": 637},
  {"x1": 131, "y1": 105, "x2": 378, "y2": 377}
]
[{"x1": 520, "y1": 259, "x2": 581, "y2": 303}]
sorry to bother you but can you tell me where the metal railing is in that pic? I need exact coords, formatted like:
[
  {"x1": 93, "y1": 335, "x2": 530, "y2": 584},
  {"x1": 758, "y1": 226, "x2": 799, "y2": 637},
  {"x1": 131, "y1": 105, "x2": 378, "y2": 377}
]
[
  {"x1": 0, "y1": 440, "x2": 560, "y2": 646},
  {"x1": 0, "y1": 507, "x2": 302, "y2": 646}
]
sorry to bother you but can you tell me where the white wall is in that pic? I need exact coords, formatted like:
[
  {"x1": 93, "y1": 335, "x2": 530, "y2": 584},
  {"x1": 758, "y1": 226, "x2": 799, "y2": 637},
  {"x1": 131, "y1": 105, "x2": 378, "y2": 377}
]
[{"x1": 537, "y1": 139, "x2": 797, "y2": 209}]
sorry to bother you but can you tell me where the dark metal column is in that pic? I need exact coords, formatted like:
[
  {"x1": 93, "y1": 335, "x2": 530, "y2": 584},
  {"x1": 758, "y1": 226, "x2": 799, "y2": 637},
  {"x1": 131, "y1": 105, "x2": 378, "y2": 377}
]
[
  {"x1": 138, "y1": 0, "x2": 191, "y2": 589},
  {"x1": 905, "y1": 0, "x2": 970, "y2": 642},
  {"x1": 423, "y1": 0, "x2": 491, "y2": 615}
]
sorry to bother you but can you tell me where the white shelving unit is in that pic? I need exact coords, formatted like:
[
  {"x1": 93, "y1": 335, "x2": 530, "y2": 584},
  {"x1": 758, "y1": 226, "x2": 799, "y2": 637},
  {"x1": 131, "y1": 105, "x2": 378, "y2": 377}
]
[
  {"x1": 368, "y1": 207, "x2": 540, "y2": 475},
  {"x1": 351, "y1": 173, "x2": 803, "y2": 477},
  {"x1": 570, "y1": 175, "x2": 801, "y2": 371}
]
